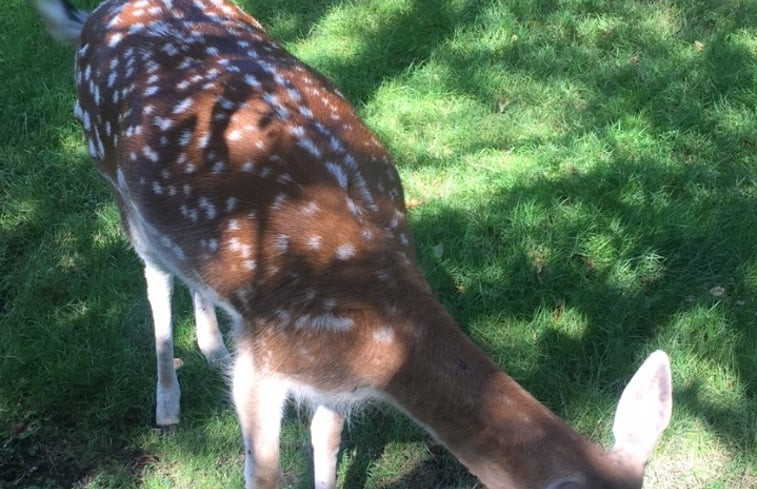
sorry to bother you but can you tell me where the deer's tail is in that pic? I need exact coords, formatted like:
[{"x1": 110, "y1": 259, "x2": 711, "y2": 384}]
[{"x1": 31, "y1": 0, "x2": 88, "y2": 44}]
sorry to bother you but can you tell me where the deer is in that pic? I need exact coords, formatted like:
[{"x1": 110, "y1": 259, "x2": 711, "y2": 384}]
[{"x1": 32, "y1": 1, "x2": 673, "y2": 488}]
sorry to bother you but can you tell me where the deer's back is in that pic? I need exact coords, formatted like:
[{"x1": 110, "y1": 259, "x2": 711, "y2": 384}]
[{"x1": 76, "y1": 0, "x2": 414, "y2": 323}]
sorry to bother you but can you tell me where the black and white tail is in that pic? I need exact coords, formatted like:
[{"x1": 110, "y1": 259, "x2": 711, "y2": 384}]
[{"x1": 32, "y1": 0, "x2": 88, "y2": 44}]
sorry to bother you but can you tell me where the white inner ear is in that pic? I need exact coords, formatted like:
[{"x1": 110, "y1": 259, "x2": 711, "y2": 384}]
[{"x1": 611, "y1": 350, "x2": 673, "y2": 465}]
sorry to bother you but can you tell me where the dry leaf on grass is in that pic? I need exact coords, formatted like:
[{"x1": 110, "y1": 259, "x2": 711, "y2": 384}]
[{"x1": 709, "y1": 286, "x2": 725, "y2": 297}]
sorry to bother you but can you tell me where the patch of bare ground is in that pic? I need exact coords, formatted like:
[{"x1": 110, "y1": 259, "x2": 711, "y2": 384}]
[
  {"x1": 0, "y1": 417, "x2": 157, "y2": 489},
  {"x1": 643, "y1": 437, "x2": 755, "y2": 488}
]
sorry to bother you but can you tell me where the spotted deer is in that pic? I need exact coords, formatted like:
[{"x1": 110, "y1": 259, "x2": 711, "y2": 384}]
[{"x1": 33, "y1": 1, "x2": 672, "y2": 488}]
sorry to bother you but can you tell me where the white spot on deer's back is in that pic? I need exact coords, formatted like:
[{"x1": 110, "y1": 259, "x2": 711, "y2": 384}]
[
  {"x1": 116, "y1": 167, "x2": 127, "y2": 191},
  {"x1": 108, "y1": 32, "x2": 123, "y2": 47},
  {"x1": 143, "y1": 145, "x2": 159, "y2": 163},
  {"x1": 345, "y1": 197, "x2": 362, "y2": 217},
  {"x1": 162, "y1": 42, "x2": 179, "y2": 57},
  {"x1": 390, "y1": 210, "x2": 403, "y2": 229},
  {"x1": 286, "y1": 87, "x2": 302, "y2": 102},
  {"x1": 298, "y1": 137, "x2": 321, "y2": 158},
  {"x1": 272, "y1": 193, "x2": 287, "y2": 210},
  {"x1": 336, "y1": 244, "x2": 356, "y2": 261},
  {"x1": 307, "y1": 235, "x2": 322, "y2": 250},
  {"x1": 274, "y1": 234, "x2": 289, "y2": 253},
  {"x1": 155, "y1": 117, "x2": 173, "y2": 131},
  {"x1": 173, "y1": 244, "x2": 185, "y2": 260},
  {"x1": 128, "y1": 23, "x2": 145, "y2": 35},
  {"x1": 229, "y1": 237, "x2": 243, "y2": 252},
  {"x1": 74, "y1": 99, "x2": 84, "y2": 121},
  {"x1": 301, "y1": 201, "x2": 319, "y2": 216},
  {"x1": 198, "y1": 197, "x2": 217, "y2": 219},
  {"x1": 81, "y1": 111, "x2": 91, "y2": 131},
  {"x1": 179, "y1": 130, "x2": 192, "y2": 147},
  {"x1": 274, "y1": 308, "x2": 292, "y2": 325},
  {"x1": 295, "y1": 313, "x2": 353, "y2": 331},
  {"x1": 263, "y1": 91, "x2": 280, "y2": 106},
  {"x1": 244, "y1": 74, "x2": 261, "y2": 88},
  {"x1": 218, "y1": 96, "x2": 236, "y2": 111},
  {"x1": 326, "y1": 162, "x2": 348, "y2": 188},
  {"x1": 94, "y1": 129, "x2": 105, "y2": 157},
  {"x1": 373, "y1": 326, "x2": 394, "y2": 344},
  {"x1": 226, "y1": 197, "x2": 239, "y2": 212},
  {"x1": 173, "y1": 97, "x2": 194, "y2": 114},
  {"x1": 197, "y1": 133, "x2": 209, "y2": 149}
]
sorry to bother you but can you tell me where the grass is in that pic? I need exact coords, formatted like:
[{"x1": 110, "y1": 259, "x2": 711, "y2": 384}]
[{"x1": 1, "y1": 0, "x2": 755, "y2": 487}]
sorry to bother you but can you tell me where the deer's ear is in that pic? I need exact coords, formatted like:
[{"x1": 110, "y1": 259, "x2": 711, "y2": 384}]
[{"x1": 611, "y1": 350, "x2": 672, "y2": 466}]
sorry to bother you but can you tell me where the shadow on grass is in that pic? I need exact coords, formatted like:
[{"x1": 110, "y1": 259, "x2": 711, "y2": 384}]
[
  {"x1": 240, "y1": 0, "x2": 339, "y2": 43},
  {"x1": 243, "y1": 0, "x2": 495, "y2": 105},
  {"x1": 412, "y1": 149, "x2": 755, "y2": 440},
  {"x1": 402, "y1": 0, "x2": 757, "y2": 456}
]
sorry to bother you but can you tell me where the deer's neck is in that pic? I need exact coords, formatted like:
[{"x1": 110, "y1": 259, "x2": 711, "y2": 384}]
[{"x1": 384, "y1": 296, "x2": 613, "y2": 489}]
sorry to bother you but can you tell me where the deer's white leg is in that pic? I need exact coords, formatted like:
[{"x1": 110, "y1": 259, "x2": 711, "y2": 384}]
[
  {"x1": 233, "y1": 350, "x2": 288, "y2": 489},
  {"x1": 144, "y1": 262, "x2": 180, "y2": 427},
  {"x1": 192, "y1": 290, "x2": 230, "y2": 366},
  {"x1": 310, "y1": 405, "x2": 344, "y2": 489}
]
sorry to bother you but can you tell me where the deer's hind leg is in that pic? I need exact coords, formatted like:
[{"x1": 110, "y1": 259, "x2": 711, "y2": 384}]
[
  {"x1": 233, "y1": 349, "x2": 289, "y2": 489},
  {"x1": 311, "y1": 405, "x2": 345, "y2": 489},
  {"x1": 191, "y1": 290, "x2": 230, "y2": 367},
  {"x1": 144, "y1": 261, "x2": 181, "y2": 427}
]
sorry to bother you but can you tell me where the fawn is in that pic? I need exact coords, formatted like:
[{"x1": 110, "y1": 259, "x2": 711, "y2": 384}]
[{"x1": 33, "y1": 1, "x2": 672, "y2": 488}]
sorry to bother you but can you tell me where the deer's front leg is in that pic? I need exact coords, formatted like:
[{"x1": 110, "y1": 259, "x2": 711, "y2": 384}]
[
  {"x1": 311, "y1": 405, "x2": 345, "y2": 489},
  {"x1": 233, "y1": 351, "x2": 288, "y2": 489},
  {"x1": 144, "y1": 262, "x2": 180, "y2": 427},
  {"x1": 192, "y1": 290, "x2": 230, "y2": 367}
]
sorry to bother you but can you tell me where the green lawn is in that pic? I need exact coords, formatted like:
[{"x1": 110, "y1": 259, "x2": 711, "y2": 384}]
[{"x1": 1, "y1": 0, "x2": 755, "y2": 487}]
